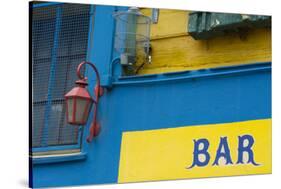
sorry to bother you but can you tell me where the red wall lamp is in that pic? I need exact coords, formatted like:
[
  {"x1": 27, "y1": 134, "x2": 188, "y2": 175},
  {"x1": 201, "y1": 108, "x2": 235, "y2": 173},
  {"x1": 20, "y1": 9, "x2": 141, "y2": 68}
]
[{"x1": 64, "y1": 61, "x2": 103, "y2": 143}]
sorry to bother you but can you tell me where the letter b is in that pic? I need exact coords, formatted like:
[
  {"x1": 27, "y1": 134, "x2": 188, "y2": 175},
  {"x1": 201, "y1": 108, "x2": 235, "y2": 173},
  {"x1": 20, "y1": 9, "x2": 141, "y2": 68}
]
[{"x1": 188, "y1": 138, "x2": 210, "y2": 169}]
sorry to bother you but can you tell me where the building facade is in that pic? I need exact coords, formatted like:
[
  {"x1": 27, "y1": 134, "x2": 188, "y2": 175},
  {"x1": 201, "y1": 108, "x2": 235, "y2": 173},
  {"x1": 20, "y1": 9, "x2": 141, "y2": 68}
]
[{"x1": 31, "y1": 2, "x2": 271, "y2": 188}]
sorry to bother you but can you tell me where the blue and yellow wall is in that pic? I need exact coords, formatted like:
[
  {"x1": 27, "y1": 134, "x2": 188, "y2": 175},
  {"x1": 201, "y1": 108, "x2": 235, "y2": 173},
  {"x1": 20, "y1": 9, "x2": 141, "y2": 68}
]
[{"x1": 32, "y1": 4, "x2": 271, "y2": 188}]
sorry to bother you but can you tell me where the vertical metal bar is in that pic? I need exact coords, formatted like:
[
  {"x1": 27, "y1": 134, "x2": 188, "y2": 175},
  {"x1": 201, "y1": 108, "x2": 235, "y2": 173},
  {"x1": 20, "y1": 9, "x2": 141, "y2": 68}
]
[
  {"x1": 41, "y1": 6, "x2": 62, "y2": 147},
  {"x1": 86, "y1": 5, "x2": 95, "y2": 63},
  {"x1": 109, "y1": 6, "x2": 118, "y2": 73},
  {"x1": 58, "y1": 15, "x2": 73, "y2": 144},
  {"x1": 81, "y1": 5, "x2": 95, "y2": 151},
  {"x1": 85, "y1": 5, "x2": 95, "y2": 80}
]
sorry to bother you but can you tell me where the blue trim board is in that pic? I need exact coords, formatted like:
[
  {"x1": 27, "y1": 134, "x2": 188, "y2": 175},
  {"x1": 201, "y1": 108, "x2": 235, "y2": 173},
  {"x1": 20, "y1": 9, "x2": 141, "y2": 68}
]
[
  {"x1": 32, "y1": 144, "x2": 80, "y2": 153},
  {"x1": 87, "y1": 5, "x2": 119, "y2": 86},
  {"x1": 33, "y1": 153, "x2": 87, "y2": 165},
  {"x1": 32, "y1": 2, "x2": 64, "y2": 8},
  {"x1": 114, "y1": 62, "x2": 271, "y2": 85}
]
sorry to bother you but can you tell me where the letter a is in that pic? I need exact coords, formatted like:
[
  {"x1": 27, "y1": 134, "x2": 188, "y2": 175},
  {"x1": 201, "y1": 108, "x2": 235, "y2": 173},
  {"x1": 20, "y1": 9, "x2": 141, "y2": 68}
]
[{"x1": 212, "y1": 137, "x2": 233, "y2": 166}]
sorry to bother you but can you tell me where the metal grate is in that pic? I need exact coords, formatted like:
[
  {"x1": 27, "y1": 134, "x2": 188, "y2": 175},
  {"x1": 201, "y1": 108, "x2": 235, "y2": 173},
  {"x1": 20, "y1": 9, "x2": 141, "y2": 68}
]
[{"x1": 32, "y1": 3, "x2": 91, "y2": 148}]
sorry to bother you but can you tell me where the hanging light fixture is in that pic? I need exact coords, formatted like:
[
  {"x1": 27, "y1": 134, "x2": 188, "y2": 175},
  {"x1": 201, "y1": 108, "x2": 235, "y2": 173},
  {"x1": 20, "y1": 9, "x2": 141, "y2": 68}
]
[
  {"x1": 113, "y1": 7, "x2": 152, "y2": 75},
  {"x1": 65, "y1": 61, "x2": 103, "y2": 142},
  {"x1": 65, "y1": 79, "x2": 93, "y2": 125}
]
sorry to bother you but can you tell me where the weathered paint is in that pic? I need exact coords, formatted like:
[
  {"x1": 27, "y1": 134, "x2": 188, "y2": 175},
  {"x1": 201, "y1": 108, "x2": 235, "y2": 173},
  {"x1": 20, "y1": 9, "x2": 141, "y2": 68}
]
[
  {"x1": 138, "y1": 9, "x2": 271, "y2": 74},
  {"x1": 118, "y1": 119, "x2": 271, "y2": 183}
]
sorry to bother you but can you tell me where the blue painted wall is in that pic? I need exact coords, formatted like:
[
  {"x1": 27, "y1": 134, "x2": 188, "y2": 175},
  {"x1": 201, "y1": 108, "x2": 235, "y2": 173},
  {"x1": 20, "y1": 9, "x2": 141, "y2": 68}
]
[{"x1": 32, "y1": 4, "x2": 271, "y2": 188}]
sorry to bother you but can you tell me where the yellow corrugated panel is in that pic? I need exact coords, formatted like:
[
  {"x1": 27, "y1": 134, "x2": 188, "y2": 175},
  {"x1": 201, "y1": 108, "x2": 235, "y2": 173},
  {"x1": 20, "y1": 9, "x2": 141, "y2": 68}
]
[{"x1": 137, "y1": 9, "x2": 271, "y2": 75}]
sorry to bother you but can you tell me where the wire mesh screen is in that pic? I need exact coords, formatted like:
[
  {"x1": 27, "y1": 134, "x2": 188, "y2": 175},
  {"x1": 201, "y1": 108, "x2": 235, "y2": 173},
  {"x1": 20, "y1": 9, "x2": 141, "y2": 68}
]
[{"x1": 32, "y1": 3, "x2": 91, "y2": 148}]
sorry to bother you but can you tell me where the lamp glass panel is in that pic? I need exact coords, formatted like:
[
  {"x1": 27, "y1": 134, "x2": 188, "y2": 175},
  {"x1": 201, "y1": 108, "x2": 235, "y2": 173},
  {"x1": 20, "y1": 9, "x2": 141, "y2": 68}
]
[
  {"x1": 76, "y1": 98, "x2": 92, "y2": 124},
  {"x1": 67, "y1": 98, "x2": 74, "y2": 122}
]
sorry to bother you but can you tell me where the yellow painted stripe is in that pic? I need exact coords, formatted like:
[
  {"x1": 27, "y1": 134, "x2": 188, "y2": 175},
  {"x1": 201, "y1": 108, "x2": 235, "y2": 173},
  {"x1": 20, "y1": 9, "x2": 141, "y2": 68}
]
[{"x1": 118, "y1": 119, "x2": 271, "y2": 183}]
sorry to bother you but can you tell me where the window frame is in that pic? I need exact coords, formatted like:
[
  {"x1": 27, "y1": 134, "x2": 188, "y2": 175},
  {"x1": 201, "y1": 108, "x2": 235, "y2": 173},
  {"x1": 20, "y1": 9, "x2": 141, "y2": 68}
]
[{"x1": 31, "y1": 2, "x2": 95, "y2": 156}]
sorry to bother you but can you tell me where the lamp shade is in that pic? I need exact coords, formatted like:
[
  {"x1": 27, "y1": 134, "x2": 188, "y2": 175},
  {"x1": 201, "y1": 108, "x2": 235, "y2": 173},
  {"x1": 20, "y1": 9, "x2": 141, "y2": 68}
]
[{"x1": 65, "y1": 79, "x2": 93, "y2": 125}]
